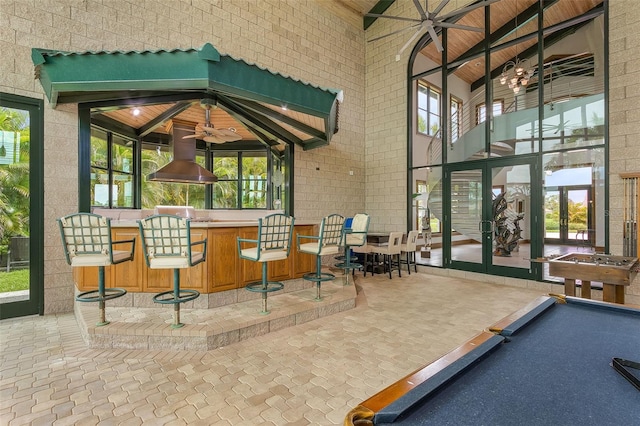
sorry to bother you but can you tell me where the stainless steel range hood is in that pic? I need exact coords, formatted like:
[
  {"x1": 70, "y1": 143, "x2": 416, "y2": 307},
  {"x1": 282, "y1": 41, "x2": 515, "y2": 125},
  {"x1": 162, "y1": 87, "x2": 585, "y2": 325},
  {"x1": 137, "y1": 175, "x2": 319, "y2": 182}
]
[{"x1": 147, "y1": 122, "x2": 218, "y2": 184}]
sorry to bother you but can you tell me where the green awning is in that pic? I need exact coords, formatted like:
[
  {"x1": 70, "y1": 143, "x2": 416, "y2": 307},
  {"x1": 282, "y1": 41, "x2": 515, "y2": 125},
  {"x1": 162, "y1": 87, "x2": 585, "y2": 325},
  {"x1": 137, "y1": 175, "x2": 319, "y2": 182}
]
[{"x1": 32, "y1": 43, "x2": 343, "y2": 148}]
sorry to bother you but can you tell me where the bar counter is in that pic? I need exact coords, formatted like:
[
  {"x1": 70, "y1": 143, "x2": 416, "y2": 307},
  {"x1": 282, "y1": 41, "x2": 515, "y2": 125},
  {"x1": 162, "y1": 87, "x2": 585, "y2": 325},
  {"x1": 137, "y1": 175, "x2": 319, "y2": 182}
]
[{"x1": 74, "y1": 220, "x2": 319, "y2": 295}]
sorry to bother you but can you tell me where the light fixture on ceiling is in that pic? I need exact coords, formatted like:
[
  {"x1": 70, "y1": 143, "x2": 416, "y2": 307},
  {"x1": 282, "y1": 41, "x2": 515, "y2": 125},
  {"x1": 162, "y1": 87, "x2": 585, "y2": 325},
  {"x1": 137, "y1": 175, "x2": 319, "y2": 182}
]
[
  {"x1": 499, "y1": 0, "x2": 533, "y2": 95},
  {"x1": 500, "y1": 58, "x2": 533, "y2": 94},
  {"x1": 132, "y1": 107, "x2": 141, "y2": 116}
]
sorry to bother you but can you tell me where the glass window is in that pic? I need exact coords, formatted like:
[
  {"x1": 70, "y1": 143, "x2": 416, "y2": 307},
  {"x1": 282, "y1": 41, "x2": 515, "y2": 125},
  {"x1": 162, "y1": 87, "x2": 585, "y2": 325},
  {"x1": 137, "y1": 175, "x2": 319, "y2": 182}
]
[
  {"x1": 450, "y1": 95, "x2": 462, "y2": 143},
  {"x1": 213, "y1": 152, "x2": 239, "y2": 208},
  {"x1": 139, "y1": 144, "x2": 205, "y2": 209},
  {"x1": 476, "y1": 100, "x2": 503, "y2": 124},
  {"x1": 211, "y1": 151, "x2": 268, "y2": 209},
  {"x1": 418, "y1": 81, "x2": 441, "y2": 136},
  {"x1": 242, "y1": 153, "x2": 267, "y2": 208},
  {"x1": 90, "y1": 128, "x2": 135, "y2": 208}
]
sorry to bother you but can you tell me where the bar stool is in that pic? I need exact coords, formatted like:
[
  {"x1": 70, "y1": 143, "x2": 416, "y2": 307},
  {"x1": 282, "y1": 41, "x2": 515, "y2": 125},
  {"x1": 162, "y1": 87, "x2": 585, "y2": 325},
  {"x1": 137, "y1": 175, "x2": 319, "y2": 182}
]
[
  {"x1": 238, "y1": 213, "x2": 294, "y2": 314},
  {"x1": 336, "y1": 213, "x2": 370, "y2": 285},
  {"x1": 138, "y1": 214, "x2": 206, "y2": 328},
  {"x1": 297, "y1": 214, "x2": 345, "y2": 301},
  {"x1": 58, "y1": 212, "x2": 135, "y2": 326},
  {"x1": 400, "y1": 230, "x2": 420, "y2": 274}
]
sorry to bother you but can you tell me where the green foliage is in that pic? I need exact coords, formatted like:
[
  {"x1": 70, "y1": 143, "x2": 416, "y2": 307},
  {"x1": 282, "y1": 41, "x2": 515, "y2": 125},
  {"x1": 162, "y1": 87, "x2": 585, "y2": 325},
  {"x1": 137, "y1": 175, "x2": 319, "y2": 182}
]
[
  {"x1": 0, "y1": 269, "x2": 30, "y2": 292},
  {"x1": 0, "y1": 107, "x2": 30, "y2": 246}
]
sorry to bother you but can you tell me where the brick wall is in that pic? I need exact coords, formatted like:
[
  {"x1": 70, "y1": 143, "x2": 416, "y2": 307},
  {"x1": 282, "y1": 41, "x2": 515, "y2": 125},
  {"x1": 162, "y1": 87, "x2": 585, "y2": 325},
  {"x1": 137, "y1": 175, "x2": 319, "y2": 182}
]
[{"x1": 608, "y1": 0, "x2": 640, "y2": 303}]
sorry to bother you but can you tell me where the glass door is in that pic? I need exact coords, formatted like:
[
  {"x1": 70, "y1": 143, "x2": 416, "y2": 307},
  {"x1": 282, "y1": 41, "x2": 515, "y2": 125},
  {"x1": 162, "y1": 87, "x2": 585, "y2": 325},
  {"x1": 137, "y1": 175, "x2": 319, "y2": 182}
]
[
  {"x1": 544, "y1": 186, "x2": 592, "y2": 245},
  {"x1": 0, "y1": 94, "x2": 43, "y2": 319},
  {"x1": 445, "y1": 156, "x2": 538, "y2": 279}
]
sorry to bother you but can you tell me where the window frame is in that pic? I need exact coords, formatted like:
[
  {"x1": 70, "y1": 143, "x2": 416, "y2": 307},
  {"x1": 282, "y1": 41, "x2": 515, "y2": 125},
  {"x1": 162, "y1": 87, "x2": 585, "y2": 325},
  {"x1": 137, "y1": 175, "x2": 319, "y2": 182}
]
[
  {"x1": 476, "y1": 100, "x2": 504, "y2": 124},
  {"x1": 90, "y1": 127, "x2": 136, "y2": 209},
  {"x1": 417, "y1": 80, "x2": 442, "y2": 136}
]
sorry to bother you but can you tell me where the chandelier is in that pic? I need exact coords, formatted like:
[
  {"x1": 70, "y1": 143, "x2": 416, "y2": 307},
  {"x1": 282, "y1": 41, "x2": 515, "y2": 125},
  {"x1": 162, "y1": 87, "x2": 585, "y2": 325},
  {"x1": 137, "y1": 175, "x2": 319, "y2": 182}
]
[{"x1": 500, "y1": 58, "x2": 533, "y2": 94}]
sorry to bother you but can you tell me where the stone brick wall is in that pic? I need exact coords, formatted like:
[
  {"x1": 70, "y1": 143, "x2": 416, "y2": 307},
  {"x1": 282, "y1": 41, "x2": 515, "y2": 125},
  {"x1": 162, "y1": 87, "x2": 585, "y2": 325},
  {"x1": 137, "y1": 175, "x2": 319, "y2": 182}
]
[
  {"x1": 1, "y1": 0, "x2": 365, "y2": 314},
  {"x1": 608, "y1": 0, "x2": 640, "y2": 304}
]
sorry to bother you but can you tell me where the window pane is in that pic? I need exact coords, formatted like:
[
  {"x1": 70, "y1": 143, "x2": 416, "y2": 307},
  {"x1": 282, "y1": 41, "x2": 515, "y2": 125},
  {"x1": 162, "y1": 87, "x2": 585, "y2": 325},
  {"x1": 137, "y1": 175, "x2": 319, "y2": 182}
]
[
  {"x1": 112, "y1": 135, "x2": 133, "y2": 173},
  {"x1": 112, "y1": 172, "x2": 134, "y2": 208},
  {"x1": 91, "y1": 166, "x2": 110, "y2": 206},
  {"x1": 91, "y1": 129, "x2": 108, "y2": 169},
  {"x1": 242, "y1": 154, "x2": 267, "y2": 208},
  {"x1": 214, "y1": 154, "x2": 239, "y2": 179},
  {"x1": 213, "y1": 181, "x2": 238, "y2": 208}
]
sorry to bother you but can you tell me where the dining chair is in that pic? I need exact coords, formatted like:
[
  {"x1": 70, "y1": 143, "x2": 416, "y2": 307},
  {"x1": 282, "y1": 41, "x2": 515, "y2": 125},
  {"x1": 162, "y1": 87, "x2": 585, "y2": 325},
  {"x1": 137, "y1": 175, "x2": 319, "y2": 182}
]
[
  {"x1": 400, "y1": 230, "x2": 420, "y2": 274},
  {"x1": 369, "y1": 232, "x2": 403, "y2": 279},
  {"x1": 58, "y1": 212, "x2": 135, "y2": 326}
]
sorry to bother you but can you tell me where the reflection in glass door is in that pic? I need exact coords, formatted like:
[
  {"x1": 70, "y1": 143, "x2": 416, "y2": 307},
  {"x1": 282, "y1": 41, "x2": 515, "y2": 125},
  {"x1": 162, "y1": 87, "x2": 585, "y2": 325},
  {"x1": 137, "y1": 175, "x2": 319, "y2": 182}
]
[
  {"x1": 0, "y1": 94, "x2": 43, "y2": 319},
  {"x1": 544, "y1": 186, "x2": 592, "y2": 245},
  {"x1": 445, "y1": 157, "x2": 537, "y2": 280},
  {"x1": 448, "y1": 166, "x2": 483, "y2": 269}
]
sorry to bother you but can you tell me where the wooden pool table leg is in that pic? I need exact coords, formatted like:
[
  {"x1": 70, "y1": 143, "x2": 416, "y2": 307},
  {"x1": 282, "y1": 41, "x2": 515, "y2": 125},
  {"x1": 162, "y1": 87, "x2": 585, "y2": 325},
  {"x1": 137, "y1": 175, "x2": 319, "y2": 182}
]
[
  {"x1": 580, "y1": 280, "x2": 591, "y2": 299},
  {"x1": 603, "y1": 283, "x2": 625, "y2": 304},
  {"x1": 564, "y1": 278, "x2": 576, "y2": 297}
]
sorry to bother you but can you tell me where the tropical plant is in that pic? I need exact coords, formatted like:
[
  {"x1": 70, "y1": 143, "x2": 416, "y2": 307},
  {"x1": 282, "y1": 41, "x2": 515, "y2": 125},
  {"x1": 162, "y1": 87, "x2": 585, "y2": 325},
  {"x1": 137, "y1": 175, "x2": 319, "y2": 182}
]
[{"x1": 0, "y1": 107, "x2": 30, "y2": 245}]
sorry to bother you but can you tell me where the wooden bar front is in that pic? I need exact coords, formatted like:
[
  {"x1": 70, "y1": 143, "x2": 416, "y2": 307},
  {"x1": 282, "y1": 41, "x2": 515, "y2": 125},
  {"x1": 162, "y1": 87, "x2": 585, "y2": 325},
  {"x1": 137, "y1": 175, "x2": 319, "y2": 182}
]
[{"x1": 74, "y1": 223, "x2": 316, "y2": 294}]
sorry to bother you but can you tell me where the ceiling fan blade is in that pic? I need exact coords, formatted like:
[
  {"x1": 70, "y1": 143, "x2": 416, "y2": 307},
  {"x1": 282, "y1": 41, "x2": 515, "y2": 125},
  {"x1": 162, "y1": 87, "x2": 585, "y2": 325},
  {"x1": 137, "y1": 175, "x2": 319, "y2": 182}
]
[
  {"x1": 216, "y1": 129, "x2": 242, "y2": 140},
  {"x1": 203, "y1": 135, "x2": 226, "y2": 144},
  {"x1": 364, "y1": 13, "x2": 422, "y2": 24},
  {"x1": 438, "y1": 0, "x2": 499, "y2": 21},
  {"x1": 181, "y1": 134, "x2": 199, "y2": 139},
  {"x1": 201, "y1": 125, "x2": 216, "y2": 132},
  {"x1": 437, "y1": 21, "x2": 483, "y2": 33},
  {"x1": 431, "y1": 0, "x2": 450, "y2": 19},
  {"x1": 368, "y1": 23, "x2": 421, "y2": 43},
  {"x1": 397, "y1": 25, "x2": 427, "y2": 60},
  {"x1": 427, "y1": 24, "x2": 443, "y2": 53},
  {"x1": 412, "y1": 0, "x2": 428, "y2": 20}
]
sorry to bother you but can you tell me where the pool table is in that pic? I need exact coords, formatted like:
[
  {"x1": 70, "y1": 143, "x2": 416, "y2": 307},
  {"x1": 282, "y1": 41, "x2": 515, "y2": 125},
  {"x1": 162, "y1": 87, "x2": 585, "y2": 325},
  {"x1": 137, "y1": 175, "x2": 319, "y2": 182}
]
[{"x1": 345, "y1": 295, "x2": 640, "y2": 425}]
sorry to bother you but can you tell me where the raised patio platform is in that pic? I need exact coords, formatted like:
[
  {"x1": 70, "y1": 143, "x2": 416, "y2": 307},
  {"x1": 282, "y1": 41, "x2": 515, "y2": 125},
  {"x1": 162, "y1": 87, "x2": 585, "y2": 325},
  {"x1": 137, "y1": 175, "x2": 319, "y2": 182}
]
[{"x1": 74, "y1": 275, "x2": 357, "y2": 351}]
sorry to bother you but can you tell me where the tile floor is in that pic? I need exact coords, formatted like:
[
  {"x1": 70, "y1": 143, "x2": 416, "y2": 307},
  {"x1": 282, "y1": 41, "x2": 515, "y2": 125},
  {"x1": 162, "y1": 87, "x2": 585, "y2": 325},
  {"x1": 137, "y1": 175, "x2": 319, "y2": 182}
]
[{"x1": 1, "y1": 272, "x2": 545, "y2": 425}]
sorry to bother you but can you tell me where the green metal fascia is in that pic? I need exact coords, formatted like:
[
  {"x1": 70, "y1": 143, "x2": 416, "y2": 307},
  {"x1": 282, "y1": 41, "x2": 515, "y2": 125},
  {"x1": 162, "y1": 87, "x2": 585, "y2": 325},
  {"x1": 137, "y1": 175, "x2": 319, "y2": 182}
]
[
  {"x1": 206, "y1": 54, "x2": 341, "y2": 118},
  {"x1": 31, "y1": 43, "x2": 343, "y2": 121}
]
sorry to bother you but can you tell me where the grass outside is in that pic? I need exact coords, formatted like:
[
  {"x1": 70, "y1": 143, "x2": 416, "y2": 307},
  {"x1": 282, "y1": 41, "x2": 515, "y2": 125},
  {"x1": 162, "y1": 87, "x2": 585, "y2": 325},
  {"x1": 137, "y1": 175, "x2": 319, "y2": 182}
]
[{"x1": 0, "y1": 269, "x2": 30, "y2": 292}]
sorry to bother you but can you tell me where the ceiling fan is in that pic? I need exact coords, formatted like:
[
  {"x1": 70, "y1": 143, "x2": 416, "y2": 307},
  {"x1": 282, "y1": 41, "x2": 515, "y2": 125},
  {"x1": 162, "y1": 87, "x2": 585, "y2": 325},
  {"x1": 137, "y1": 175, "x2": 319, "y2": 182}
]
[
  {"x1": 182, "y1": 99, "x2": 242, "y2": 144},
  {"x1": 366, "y1": 0, "x2": 499, "y2": 60}
]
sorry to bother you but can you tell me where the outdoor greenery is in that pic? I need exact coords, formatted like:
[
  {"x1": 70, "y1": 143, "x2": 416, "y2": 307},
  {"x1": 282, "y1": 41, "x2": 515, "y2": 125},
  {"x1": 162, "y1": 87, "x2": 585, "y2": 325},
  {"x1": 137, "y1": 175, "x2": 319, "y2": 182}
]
[
  {"x1": 544, "y1": 194, "x2": 588, "y2": 231},
  {"x1": 91, "y1": 130, "x2": 268, "y2": 209},
  {"x1": 0, "y1": 107, "x2": 30, "y2": 247},
  {"x1": 0, "y1": 269, "x2": 29, "y2": 292}
]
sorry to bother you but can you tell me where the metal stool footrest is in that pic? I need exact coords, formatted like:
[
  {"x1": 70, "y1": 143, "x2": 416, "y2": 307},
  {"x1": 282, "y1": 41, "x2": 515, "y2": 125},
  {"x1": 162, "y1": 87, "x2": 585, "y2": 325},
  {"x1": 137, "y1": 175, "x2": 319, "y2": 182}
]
[
  {"x1": 76, "y1": 288, "x2": 127, "y2": 302},
  {"x1": 152, "y1": 289, "x2": 200, "y2": 304},
  {"x1": 245, "y1": 281, "x2": 284, "y2": 293},
  {"x1": 302, "y1": 272, "x2": 336, "y2": 283},
  {"x1": 335, "y1": 261, "x2": 362, "y2": 270}
]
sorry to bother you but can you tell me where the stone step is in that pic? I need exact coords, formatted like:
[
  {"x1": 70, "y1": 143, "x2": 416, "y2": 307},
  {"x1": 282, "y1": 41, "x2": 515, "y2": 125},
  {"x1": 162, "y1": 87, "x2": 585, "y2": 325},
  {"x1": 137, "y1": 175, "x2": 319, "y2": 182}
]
[{"x1": 74, "y1": 278, "x2": 357, "y2": 351}]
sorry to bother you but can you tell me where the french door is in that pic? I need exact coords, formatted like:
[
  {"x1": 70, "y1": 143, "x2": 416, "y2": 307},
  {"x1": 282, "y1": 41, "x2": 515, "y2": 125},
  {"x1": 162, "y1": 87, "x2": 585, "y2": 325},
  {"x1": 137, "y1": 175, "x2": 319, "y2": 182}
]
[
  {"x1": 444, "y1": 156, "x2": 539, "y2": 280},
  {"x1": 0, "y1": 93, "x2": 44, "y2": 319},
  {"x1": 544, "y1": 186, "x2": 593, "y2": 245}
]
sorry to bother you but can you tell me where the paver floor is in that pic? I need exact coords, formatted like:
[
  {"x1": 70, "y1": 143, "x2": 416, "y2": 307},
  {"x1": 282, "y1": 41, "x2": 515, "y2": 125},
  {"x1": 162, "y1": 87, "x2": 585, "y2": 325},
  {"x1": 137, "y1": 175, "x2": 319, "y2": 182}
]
[{"x1": 1, "y1": 272, "x2": 545, "y2": 425}]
